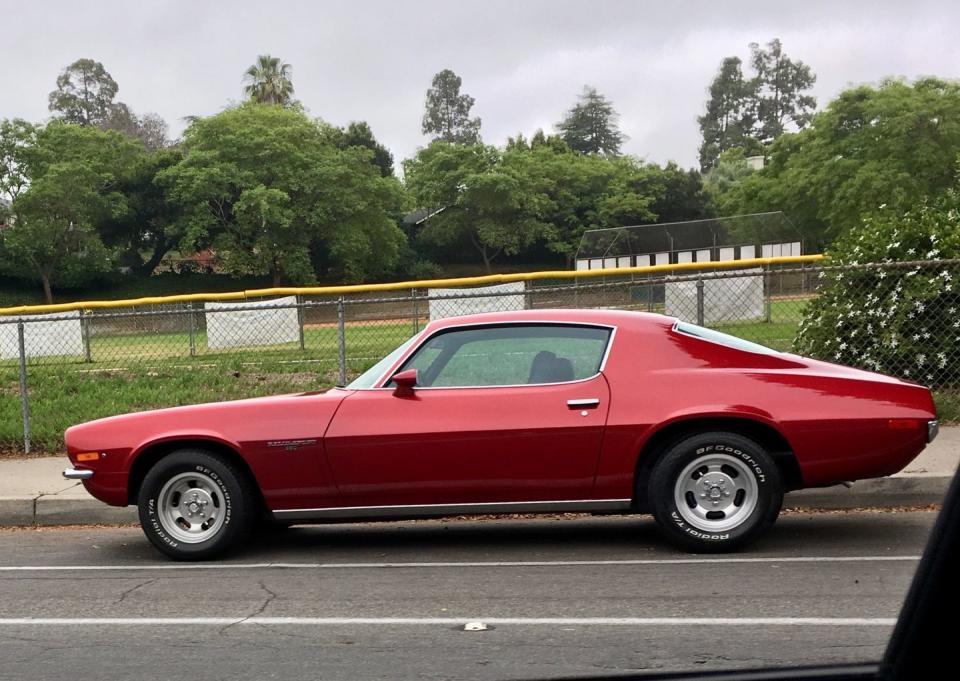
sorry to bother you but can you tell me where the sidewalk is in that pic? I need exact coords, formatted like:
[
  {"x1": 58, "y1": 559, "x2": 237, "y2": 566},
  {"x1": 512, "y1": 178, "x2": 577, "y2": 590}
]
[{"x1": 0, "y1": 428, "x2": 957, "y2": 526}]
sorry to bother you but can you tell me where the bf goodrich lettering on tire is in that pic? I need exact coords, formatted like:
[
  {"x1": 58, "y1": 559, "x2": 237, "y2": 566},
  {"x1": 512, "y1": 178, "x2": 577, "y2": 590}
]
[
  {"x1": 137, "y1": 449, "x2": 255, "y2": 560},
  {"x1": 647, "y1": 431, "x2": 784, "y2": 553}
]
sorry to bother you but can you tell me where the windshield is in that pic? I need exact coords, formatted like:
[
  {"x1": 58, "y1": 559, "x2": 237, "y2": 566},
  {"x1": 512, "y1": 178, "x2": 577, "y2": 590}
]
[{"x1": 345, "y1": 333, "x2": 420, "y2": 389}]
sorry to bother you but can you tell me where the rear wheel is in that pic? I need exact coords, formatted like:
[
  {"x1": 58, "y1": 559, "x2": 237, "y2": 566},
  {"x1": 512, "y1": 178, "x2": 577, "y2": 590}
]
[
  {"x1": 137, "y1": 449, "x2": 255, "y2": 560},
  {"x1": 647, "y1": 431, "x2": 783, "y2": 552}
]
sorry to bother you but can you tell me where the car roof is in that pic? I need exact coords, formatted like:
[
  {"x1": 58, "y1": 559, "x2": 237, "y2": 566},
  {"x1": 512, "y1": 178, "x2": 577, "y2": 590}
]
[{"x1": 424, "y1": 308, "x2": 674, "y2": 332}]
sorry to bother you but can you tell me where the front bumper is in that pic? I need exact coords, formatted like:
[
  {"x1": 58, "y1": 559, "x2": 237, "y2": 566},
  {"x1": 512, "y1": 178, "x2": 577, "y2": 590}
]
[
  {"x1": 63, "y1": 468, "x2": 94, "y2": 480},
  {"x1": 929, "y1": 419, "x2": 939, "y2": 443}
]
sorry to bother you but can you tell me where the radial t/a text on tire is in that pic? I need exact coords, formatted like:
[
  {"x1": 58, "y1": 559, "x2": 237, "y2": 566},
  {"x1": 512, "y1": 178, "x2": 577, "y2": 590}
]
[
  {"x1": 137, "y1": 449, "x2": 255, "y2": 560},
  {"x1": 646, "y1": 431, "x2": 784, "y2": 552}
]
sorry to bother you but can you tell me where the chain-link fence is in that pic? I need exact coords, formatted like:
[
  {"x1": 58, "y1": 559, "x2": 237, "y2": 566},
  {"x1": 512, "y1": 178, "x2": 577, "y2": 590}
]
[{"x1": 1, "y1": 258, "x2": 956, "y2": 453}]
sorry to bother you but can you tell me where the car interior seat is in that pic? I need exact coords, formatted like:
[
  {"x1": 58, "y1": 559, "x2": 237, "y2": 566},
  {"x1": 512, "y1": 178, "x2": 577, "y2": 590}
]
[{"x1": 528, "y1": 351, "x2": 575, "y2": 384}]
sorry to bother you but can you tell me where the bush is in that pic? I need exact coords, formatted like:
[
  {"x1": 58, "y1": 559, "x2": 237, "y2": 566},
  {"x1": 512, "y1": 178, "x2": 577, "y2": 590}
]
[{"x1": 795, "y1": 191, "x2": 960, "y2": 388}]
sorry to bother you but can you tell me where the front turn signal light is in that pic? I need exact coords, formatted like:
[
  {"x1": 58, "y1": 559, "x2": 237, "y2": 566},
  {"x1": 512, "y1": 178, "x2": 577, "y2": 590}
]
[{"x1": 75, "y1": 452, "x2": 100, "y2": 462}]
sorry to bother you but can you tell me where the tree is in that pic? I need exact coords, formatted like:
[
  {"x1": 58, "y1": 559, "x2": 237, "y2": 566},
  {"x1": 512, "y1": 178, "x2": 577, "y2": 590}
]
[
  {"x1": 749, "y1": 39, "x2": 817, "y2": 143},
  {"x1": 242, "y1": 55, "x2": 294, "y2": 105},
  {"x1": 557, "y1": 86, "x2": 626, "y2": 156},
  {"x1": 697, "y1": 40, "x2": 816, "y2": 169},
  {"x1": 718, "y1": 78, "x2": 960, "y2": 247},
  {"x1": 48, "y1": 59, "x2": 119, "y2": 126},
  {"x1": 159, "y1": 104, "x2": 407, "y2": 284},
  {"x1": 421, "y1": 69, "x2": 481, "y2": 145},
  {"x1": 697, "y1": 57, "x2": 760, "y2": 171},
  {"x1": 0, "y1": 124, "x2": 142, "y2": 302},
  {"x1": 102, "y1": 103, "x2": 169, "y2": 150},
  {"x1": 704, "y1": 147, "x2": 755, "y2": 201},
  {"x1": 404, "y1": 142, "x2": 547, "y2": 271},
  {"x1": 404, "y1": 139, "x2": 677, "y2": 270},
  {"x1": 0, "y1": 119, "x2": 37, "y2": 203},
  {"x1": 327, "y1": 121, "x2": 394, "y2": 177},
  {"x1": 99, "y1": 148, "x2": 184, "y2": 274}
]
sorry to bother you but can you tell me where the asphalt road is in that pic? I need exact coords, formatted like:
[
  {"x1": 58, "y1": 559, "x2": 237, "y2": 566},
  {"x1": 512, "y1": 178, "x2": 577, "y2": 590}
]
[{"x1": 0, "y1": 511, "x2": 937, "y2": 681}]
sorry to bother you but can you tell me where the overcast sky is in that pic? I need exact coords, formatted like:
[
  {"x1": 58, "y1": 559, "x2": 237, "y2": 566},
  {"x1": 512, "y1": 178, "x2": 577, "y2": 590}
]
[{"x1": 2, "y1": 0, "x2": 958, "y2": 170}]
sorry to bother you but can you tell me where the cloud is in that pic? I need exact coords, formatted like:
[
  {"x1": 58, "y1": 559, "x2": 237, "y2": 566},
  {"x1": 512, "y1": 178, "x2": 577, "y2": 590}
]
[{"x1": 2, "y1": 0, "x2": 957, "y2": 169}]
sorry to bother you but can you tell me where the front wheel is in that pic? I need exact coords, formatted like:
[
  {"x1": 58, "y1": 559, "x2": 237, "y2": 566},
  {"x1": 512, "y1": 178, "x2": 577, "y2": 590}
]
[
  {"x1": 647, "y1": 432, "x2": 783, "y2": 552},
  {"x1": 138, "y1": 449, "x2": 255, "y2": 560}
]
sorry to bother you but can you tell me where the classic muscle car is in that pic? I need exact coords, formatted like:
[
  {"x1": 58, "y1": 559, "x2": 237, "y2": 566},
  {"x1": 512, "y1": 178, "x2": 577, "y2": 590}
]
[{"x1": 63, "y1": 309, "x2": 939, "y2": 560}]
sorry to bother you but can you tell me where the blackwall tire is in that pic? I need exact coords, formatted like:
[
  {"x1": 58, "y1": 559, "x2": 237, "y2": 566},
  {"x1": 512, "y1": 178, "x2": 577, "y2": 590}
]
[
  {"x1": 137, "y1": 449, "x2": 255, "y2": 560},
  {"x1": 647, "y1": 431, "x2": 783, "y2": 553}
]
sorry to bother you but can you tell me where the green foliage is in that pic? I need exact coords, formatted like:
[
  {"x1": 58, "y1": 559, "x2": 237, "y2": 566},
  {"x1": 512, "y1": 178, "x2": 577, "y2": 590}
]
[
  {"x1": 404, "y1": 142, "x2": 546, "y2": 271},
  {"x1": 749, "y1": 39, "x2": 817, "y2": 143},
  {"x1": 698, "y1": 39, "x2": 815, "y2": 170},
  {"x1": 159, "y1": 104, "x2": 407, "y2": 283},
  {"x1": 421, "y1": 69, "x2": 482, "y2": 145},
  {"x1": 704, "y1": 148, "x2": 754, "y2": 200},
  {"x1": 404, "y1": 137, "x2": 705, "y2": 268},
  {"x1": 697, "y1": 57, "x2": 759, "y2": 171},
  {"x1": 719, "y1": 78, "x2": 960, "y2": 247},
  {"x1": 47, "y1": 59, "x2": 119, "y2": 126},
  {"x1": 326, "y1": 121, "x2": 394, "y2": 177},
  {"x1": 99, "y1": 148, "x2": 184, "y2": 274},
  {"x1": 0, "y1": 118, "x2": 37, "y2": 202},
  {"x1": 557, "y1": 86, "x2": 625, "y2": 156},
  {"x1": 101, "y1": 103, "x2": 169, "y2": 150},
  {"x1": 796, "y1": 188, "x2": 960, "y2": 388},
  {"x1": 0, "y1": 123, "x2": 143, "y2": 302},
  {"x1": 242, "y1": 55, "x2": 294, "y2": 105}
]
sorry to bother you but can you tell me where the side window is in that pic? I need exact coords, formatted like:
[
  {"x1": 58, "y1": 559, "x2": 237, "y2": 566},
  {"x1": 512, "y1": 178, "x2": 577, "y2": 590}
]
[{"x1": 396, "y1": 324, "x2": 611, "y2": 388}]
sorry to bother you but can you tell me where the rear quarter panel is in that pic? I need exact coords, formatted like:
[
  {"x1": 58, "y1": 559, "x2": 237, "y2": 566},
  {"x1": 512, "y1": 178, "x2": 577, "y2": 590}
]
[{"x1": 594, "y1": 318, "x2": 935, "y2": 498}]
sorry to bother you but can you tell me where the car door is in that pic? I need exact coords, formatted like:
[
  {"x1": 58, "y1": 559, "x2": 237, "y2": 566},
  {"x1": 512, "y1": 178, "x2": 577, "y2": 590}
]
[{"x1": 323, "y1": 322, "x2": 614, "y2": 507}]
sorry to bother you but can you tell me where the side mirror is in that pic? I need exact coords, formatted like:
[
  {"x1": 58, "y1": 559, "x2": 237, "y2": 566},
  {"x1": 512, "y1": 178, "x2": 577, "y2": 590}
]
[{"x1": 391, "y1": 369, "x2": 418, "y2": 398}]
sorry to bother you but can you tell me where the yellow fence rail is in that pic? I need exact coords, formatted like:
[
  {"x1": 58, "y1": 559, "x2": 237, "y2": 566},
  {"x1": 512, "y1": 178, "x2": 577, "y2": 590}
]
[{"x1": 0, "y1": 254, "x2": 825, "y2": 316}]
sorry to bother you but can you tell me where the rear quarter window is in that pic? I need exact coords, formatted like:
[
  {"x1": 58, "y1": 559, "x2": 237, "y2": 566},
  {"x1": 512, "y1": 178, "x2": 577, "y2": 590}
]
[{"x1": 673, "y1": 321, "x2": 780, "y2": 356}]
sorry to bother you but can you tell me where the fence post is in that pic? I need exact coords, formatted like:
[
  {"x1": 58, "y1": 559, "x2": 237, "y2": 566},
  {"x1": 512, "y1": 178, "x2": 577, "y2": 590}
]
[
  {"x1": 296, "y1": 295, "x2": 306, "y2": 351},
  {"x1": 337, "y1": 297, "x2": 347, "y2": 386},
  {"x1": 764, "y1": 268, "x2": 772, "y2": 323},
  {"x1": 16, "y1": 320, "x2": 30, "y2": 455},
  {"x1": 188, "y1": 302, "x2": 196, "y2": 358},
  {"x1": 80, "y1": 310, "x2": 92, "y2": 363},
  {"x1": 696, "y1": 278, "x2": 705, "y2": 326},
  {"x1": 411, "y1": 289, "x2": 419, "y2": 335}
]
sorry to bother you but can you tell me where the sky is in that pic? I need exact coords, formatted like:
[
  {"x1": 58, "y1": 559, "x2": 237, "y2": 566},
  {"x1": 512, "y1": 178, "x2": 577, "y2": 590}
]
[{"x1": 2, "y1": 0, "x2": 959, "y2": 170}]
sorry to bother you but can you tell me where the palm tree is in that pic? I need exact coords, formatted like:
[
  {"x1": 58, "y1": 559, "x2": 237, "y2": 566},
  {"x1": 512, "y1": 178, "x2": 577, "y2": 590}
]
[{"x1": 242, "y1": 55, "x2": 294, "y2": 105}]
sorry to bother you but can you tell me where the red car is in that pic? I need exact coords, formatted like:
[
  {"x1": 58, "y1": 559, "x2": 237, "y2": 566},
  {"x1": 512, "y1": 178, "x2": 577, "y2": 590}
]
[{"x1": 63, "y1": 310, "x2": 938, "y2": 560}]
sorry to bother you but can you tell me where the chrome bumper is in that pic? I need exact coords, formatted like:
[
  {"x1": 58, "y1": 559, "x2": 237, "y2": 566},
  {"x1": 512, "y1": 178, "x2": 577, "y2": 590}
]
[
  {"x1": 63, "y1": 468, "x2": 94, "y2": 480},
  {"x1": 928, "y1": 420, "x2": 939, "y2": 443}
]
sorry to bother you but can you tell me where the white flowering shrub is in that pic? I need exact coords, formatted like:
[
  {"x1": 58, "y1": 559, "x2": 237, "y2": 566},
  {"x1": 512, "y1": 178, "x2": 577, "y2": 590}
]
[{"x1": 795, "y1": 192, "x2": 960, "y2": 389}]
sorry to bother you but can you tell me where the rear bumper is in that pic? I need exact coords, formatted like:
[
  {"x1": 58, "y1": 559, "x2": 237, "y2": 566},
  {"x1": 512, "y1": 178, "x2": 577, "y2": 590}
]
[
  {"x1": 63, "y1": 468, "x2": 94, "y2": 480},
  {"x1": 929, "y1": 419, "x2": 939, "y2": 443}
]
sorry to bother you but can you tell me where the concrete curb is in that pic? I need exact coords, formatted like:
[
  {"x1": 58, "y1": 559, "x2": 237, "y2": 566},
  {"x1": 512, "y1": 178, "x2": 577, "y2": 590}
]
[
  {"x1": 784, "y1": 475, "x2": 951, "y2": 509},
  {"x1": 0, "y1": 477, "x2": 950, "y2": 527}
]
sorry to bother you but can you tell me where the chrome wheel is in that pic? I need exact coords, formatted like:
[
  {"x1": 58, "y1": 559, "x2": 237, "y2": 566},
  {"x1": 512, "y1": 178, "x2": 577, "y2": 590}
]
[
  {"x1": 673, "y1": 453, "x2": 758, "y2": 533},
  {"x1": 157, "y1": 471, "x2": 226, "y2": 544}
]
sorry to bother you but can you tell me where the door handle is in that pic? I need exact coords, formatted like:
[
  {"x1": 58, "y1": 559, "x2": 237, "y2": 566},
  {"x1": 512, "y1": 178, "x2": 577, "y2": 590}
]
[{"x1": 567, "y1": 398, "x2": 600, "y2": 409}]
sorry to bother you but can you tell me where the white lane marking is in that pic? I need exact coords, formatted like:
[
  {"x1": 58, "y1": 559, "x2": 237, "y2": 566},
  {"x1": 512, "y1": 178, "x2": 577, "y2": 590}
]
[
  {"x1": 0, "y1": 555, "x2": 921, "y2": 572},
  {"x1": 0, "y1": 617, "x2": 898, "y2": 627}
]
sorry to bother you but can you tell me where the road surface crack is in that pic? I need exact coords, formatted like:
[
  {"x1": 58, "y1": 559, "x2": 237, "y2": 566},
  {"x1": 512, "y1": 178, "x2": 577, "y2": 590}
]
[
  {"x1": 117, "y1": 577, "x2": 158, "y2": 604},
  {"x1": 218, "y1": 580, "x2": 276, "y2": 636}
]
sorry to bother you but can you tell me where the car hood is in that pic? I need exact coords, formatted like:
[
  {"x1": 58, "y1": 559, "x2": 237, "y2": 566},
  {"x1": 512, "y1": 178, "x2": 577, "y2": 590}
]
[{"x1": 65, "y1": 388, "x2": 352, "y2": 456}]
